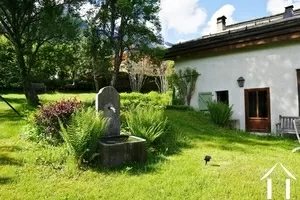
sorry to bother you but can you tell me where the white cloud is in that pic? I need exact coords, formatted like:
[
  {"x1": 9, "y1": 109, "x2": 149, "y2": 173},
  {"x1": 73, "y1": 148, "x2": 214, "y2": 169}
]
[
  {"x1": 176, "y1": 39, "x2": 188, "y2": 43},
  {"x1": 55, "y1": 0, "x2": 64, "y2": 4},
  {"x1": 79, "y1": 2, "x2": 98, "y2": 21},
  {"x1": 202, "y1": 4, "x2": 236, "y2": 35},
  {"x1": 267, "y1": 0, "x2": 300, "y2": 14},
  {"x1": 146, "y1": 21, "x2": 155, "y2": 32},
  {"x1": 159, "y1": 0, "x2": 207, "y2": 36}
]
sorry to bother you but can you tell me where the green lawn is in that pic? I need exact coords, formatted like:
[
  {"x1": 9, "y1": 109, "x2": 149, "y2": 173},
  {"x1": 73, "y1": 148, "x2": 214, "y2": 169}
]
[{"x1": 1, "y1": 93, "x2": 300, "y2": 199}]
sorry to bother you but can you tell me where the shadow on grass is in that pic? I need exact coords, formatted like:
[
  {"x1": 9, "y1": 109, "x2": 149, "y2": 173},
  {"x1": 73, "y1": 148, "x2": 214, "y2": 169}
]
[
  {"x1": 0, "y1": 145, "x2": 22, "y2": 152},
  {"x1": 0, "y1": 154, "x2": 23, "y2": 166},
  {"x1": 1, "y1": 96, "x2": 48, "y2": 109},
  {"x1": 0, "y1": 112, "x2": 23, "y2": 122},
  {"x1": 1, "y1": 96, "x2": 93, "y2": 116},
  {"x1": 0, "y1": 100, "x2": 37, "y2": 121},
  {"x1": 165, "y1": 110, "x2": 296, "y2": 153},
  {"x1": 0, "y1": 96, "x2": 27, "y2": 104},
  {"x1": 90, "y1": 109, "x2": 295, "y2": 175},
  {"x1": 90, "y1": 125, "x2": 194, "y2": 175},
  {"x1": 0, "y1": 177, "x2": 13, "y2": 185}
]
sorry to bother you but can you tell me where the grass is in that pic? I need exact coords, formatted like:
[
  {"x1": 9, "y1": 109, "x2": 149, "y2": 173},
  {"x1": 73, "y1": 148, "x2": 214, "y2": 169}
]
[{"x1": 1, "y1": 93, "x2": 300, "y2": 199}]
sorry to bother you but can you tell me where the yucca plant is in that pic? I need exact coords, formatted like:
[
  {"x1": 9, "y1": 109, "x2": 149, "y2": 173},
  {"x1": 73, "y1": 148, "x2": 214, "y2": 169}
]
[
  {"x1": 207, "y1": 101, "x2": 234, "y2": 127},
  {"x1": 125, "y1": 104, "x2": 169, "y2": 144},
  {"x1": 58, "y1": 108, "x2": 107, "y2": 167}
]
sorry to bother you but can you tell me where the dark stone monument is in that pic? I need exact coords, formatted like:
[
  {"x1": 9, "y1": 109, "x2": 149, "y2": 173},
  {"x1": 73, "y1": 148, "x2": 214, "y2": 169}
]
[
  {"x1": 96, "y1": 86, "x2": 120, "y2": 136},
  {"x1": 96, "y1": 86, "x2": 147, "y2": 168},
  {"x1": 99, "y1": 136, "x2": 147, "y2": 168}
]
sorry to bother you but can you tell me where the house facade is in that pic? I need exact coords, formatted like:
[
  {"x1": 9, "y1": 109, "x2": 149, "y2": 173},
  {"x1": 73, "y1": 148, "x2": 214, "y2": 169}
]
[{"x1": 165, "y1": 5, "x2": 300, "y2": 133}]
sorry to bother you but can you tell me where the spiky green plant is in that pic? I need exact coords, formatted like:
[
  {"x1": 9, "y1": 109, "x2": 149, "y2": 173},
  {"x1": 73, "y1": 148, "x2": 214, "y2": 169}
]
[
  {"x1": 58, "y1": 108, "x2": 107, "y2": 167},
  {"x1": 207, "y1": 101, "x2": 234, "y2": 127},
  {"x1": 125, "y1": 104, "x2": 169, "y2": 144}
]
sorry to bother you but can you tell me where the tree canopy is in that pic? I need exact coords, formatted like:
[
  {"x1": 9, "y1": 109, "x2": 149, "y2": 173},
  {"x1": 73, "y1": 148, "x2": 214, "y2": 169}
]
[
  {"x1": 0, "y1": 0, "x2": 82, "y2": 105},
  {"x1": 0, "y1": 0, "x2": 164, "y2": 104},
  {"x1": 92, "y1": 0, "x2": 162, "y2": 86}
]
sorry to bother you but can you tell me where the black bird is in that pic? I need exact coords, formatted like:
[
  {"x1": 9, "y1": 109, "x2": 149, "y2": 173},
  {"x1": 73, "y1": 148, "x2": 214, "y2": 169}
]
[{"x1": 204, "y1": 155, "x2": 212, "y2": 165}]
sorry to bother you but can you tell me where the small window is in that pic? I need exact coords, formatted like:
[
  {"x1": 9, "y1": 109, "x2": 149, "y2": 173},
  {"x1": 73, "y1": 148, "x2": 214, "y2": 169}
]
[{"x1": 216, "y1": 91, "x2": 229, "y2": 105}]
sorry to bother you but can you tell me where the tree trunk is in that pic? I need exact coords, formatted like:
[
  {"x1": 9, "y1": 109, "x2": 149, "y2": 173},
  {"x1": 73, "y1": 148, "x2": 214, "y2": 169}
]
[
  {"x1": 155, "y1": 77, "x2": 161, "y2": 93},
  {"x1": 160, "y1": 76, "x2": 169, "y2": 93},
  {"x1": 110, "y1": 51, "x2": 122, "y2": 87},
  {"x1": 172, "y1": 87, "x2": 176, "y2": 105},
  {"x1": 94, "y1": 77, "x2": 100, "y2": 93},
  {"x1": 16, "y1": 48, "x2": 40, "y2": 106},
  {"x1": 92, "y1": 62, "x2": 100, "y2": 92},
  {"x1": 71, "y1": 70, "x2": 76, "y2": 85},
  {"x1": 110, "y1": 17, "x2": 125, "y2": 87},
  {"x1": 129, "y1": 73, "x2": 146, "y2": 92},
  {"x1": 110, "y1": 70, "x2": 118, "y2": 87},
  {"x1": 155, "y1": 76, "x2": 169, "y2": 93},
  {"x1": 23, "y1": 78, "x2": 40, "y2": 106}
]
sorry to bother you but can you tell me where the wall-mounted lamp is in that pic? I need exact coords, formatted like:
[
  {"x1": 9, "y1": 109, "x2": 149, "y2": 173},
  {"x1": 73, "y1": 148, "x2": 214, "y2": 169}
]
[{"x1": 237, "y1": 76, "x2": 245, "y2": 87}]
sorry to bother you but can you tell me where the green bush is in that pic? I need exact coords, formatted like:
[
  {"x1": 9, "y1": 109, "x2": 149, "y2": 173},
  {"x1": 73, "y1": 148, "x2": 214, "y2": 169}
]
[
  {"x1": 165, "y1": 105, "x2": 194, "y2": 111},
  {"x1": 124, "y1": 104, "x2": 169, "y2": 144},
  {"x1": 171, "y1": 95, "x2": 185, "y2": 105},
  {"x1": 207, "y1": 101, "x2": 233, "y2": 127},
  {"x1": 120, "y1": 91, "x2": 171, "y2": 110},
  {"x1": 59, "y1": 108, "x2": 107, "y2": 168}
]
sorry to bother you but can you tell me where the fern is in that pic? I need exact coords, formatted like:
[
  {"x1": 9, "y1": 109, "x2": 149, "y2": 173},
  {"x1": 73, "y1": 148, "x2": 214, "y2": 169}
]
[
  {"x1": 58, "y1": 108, "x2": 107, "y2": 167},
  {"x1": 125, "y1": 104, "x2": 169, "y2": 144}
]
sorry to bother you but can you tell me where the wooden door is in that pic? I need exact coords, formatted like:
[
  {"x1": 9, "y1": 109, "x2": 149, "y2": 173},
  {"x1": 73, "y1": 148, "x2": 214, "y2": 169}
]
[{"x1": 245, "y1": 88, "x2": 271, "y2": 132}]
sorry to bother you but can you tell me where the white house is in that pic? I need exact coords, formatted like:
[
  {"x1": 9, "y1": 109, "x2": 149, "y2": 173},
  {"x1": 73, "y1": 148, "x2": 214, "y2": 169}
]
[{"x1": 165, "y1": 5, "x2": 300, "y2": 134}]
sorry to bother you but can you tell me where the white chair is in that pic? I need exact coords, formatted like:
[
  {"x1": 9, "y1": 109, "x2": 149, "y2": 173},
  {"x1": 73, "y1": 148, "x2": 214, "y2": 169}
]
[{"x1": 292, "y1": 119, "x2": 300, "y2": 152}]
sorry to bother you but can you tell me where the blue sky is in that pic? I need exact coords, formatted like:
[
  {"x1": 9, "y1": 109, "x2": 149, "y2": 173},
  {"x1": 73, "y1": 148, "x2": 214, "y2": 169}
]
[{"x1": 159, "y1": 0, "x2": 300, "y2": 44}]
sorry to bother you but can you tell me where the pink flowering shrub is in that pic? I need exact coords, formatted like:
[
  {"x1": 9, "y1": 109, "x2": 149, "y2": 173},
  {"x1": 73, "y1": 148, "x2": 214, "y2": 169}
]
[{"x1": 34, "y1": 98, "x2": 82, "y2": 142}]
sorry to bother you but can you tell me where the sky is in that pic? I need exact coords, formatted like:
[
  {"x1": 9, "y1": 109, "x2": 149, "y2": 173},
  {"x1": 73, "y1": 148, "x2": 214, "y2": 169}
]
[{"x1": 159, "y1": 0, "x2": 300, "y2": 44}]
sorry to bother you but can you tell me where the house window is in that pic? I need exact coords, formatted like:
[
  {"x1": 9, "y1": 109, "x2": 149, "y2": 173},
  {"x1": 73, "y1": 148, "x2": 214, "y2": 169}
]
[
  {"x1": 216, "y1": 91, "x2": 229, "y2": 105},
  {"x1": 247, "y1": 90, "x2": 268, "y2": 118}
]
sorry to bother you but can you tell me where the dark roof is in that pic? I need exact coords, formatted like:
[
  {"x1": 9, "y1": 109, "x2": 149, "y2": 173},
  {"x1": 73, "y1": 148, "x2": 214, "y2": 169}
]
[{"x1": 165, "y1": 11, "x2": 300, "y2": 59}]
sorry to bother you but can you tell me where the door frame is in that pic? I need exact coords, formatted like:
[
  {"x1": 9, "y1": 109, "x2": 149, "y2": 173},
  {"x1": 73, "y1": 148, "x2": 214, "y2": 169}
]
[
  {"x1": 296, "y1": 69, "x2": 300, "y2": 115},
  {"x1": 244, "y1": 87, "x2": 271, "y2": 132}
]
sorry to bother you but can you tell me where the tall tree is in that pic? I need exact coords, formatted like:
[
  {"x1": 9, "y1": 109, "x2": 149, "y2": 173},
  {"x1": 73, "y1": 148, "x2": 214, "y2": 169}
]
[
  {"x1": 95, "y1": 0, "x2": 162, "y2": 87},
  {"x1": 154, "y1": 60, "x2": 174, "y2": 93},
  {"x1": 34, "y1": 43, "x2": 81, "y2": 82},
  {"x1": 143, "y1": 47, "x2": 171, "y2": 93},
  {"x1": 82, "y1": 13, "x2": 111, "y2": 92},
  {"x1": 0, "y1": 0, "x2": 81, "y2": 105},
  {"x1": 125, "y1": 52, "x2": 154, "y2": 92}
]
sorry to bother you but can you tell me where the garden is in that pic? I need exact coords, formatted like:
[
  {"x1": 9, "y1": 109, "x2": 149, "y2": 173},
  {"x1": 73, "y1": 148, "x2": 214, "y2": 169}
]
[
  {"x1": 1, "y1": 1, "x2": 300, "y2": 199},
  {"x1": 1, "y1": 91, "x2": 300, "y2": 200}
]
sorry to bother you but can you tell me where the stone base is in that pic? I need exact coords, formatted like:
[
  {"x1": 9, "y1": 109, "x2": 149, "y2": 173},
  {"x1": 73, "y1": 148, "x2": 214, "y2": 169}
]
[{"x1": 98, "y1": 136, "x2": 147, "y2": 168}]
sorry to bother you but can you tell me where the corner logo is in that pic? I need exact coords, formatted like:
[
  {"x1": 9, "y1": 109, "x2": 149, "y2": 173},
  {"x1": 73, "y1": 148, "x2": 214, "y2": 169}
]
[{"x1": 261, "y1": 163, "x2": 296, "y2": 200}]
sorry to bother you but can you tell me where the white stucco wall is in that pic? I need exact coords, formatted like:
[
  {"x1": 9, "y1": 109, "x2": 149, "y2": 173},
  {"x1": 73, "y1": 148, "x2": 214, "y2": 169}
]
[{"x1": 175, "y1": 43, "x2": 300, "y2": 133}]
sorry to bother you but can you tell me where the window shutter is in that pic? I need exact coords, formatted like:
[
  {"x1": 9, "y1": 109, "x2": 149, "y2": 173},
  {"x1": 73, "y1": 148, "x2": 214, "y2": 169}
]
[{"x1": 198, "y1": 92, "x2": 213, "y2": 111}]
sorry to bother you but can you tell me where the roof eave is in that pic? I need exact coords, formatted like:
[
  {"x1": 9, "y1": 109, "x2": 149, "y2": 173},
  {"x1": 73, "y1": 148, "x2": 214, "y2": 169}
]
[{"x1": 164, "y1": 18, "x2": 300, "y2": 59}]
